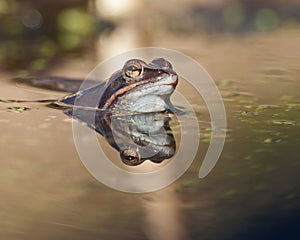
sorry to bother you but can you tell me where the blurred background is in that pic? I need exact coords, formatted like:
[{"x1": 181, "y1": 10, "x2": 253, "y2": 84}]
[
  {"x1": 0, "y1": 0, "x2": 300, "y2": 240},
  {"x1": 1, "y1": 0, "x2": 300, "y2": 73}
]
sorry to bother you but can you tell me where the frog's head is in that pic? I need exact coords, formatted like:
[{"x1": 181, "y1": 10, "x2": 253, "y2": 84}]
[
  {"x1": 57, "y1": 58, "x2": 178, "y2": 113},
  {"x1": 100, "y1": 58, "x2": 178, "y2": 113}
]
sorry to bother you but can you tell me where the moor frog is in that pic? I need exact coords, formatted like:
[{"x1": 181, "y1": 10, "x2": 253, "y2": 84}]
[
  {"x1": 62, "y1": 58, "x2": 177, "y2": 113},
  {"x1": 13, "y1": 58, "x2": 178, "y2": 165}
]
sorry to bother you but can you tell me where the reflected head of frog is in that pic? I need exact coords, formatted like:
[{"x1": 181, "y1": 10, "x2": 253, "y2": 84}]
[
  {"x1": 103, "y1": 112, "x2": 176, "y2": 166},
  {"x1": 119, "y1": 146, "x2": 174, "y2": 166},
  {"x1": 57, "y1": 58, "x2": 178, "y2": 113}
]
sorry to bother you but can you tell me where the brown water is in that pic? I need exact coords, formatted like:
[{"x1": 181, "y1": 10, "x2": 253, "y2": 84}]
[{"x1": 1, "y1": 2, "x2": 300, "y2": 240}]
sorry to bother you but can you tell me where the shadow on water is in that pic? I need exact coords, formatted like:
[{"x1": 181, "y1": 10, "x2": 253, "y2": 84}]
[{"x1": 0, "y1": 0, "x2": 300, "y2": 239}]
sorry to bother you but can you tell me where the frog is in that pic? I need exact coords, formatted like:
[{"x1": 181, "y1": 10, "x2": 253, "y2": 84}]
[
  {"x1": 12, "y1": 58, "x2": 178, "y2": 166},
  {"x1": 15, "y1": 58, "x2": 178, "y2": 113},
  {"x1": 14, "y1": 58, "x2": 175, "y2": 114}
]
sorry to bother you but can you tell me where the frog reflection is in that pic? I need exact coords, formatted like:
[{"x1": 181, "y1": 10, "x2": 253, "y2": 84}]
[
  {"x1": 14, "y1": 58, "x2": 178, "y2": 166},
  {"x1": 66, "y1": 109, "x2": 176, "y2": 166}
]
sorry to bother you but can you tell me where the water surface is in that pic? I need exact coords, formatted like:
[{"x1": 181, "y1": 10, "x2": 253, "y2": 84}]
[{"x1": 1, "y1": 18, "x2": 300, "y2": 240}]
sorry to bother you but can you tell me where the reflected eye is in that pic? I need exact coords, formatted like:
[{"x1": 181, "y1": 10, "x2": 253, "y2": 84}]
[
  {"x1": 120, "y1": 149, "x2": 142, "y2": 166},
  {"x1": 123, "y1": 60, "x2": 143, "y2": 80}
]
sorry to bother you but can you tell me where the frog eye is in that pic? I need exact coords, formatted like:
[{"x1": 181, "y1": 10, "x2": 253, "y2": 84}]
[
  {"x1": 150, "y1": 58, "x2": 173, "y2": 69},
  {"x1": 123, "y1": 60, "x2": 143, "y2": 80},
  {"x1": 120, "y1": 149, "x2": 142, "y2": 166}
]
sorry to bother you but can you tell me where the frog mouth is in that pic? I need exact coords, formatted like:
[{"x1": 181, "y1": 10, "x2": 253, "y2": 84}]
[
  {"x1": 137, "y1": 76, "x2": 177, "y2": 96},
  {"x1": 148, "y1": 74, "x2": 178, "y2": 90},
  {"x1": 158, "y1": 73, "x2": 178, "y2": 85},
  {"x1": 164, "y1": 79, "x2": 178, "y2": 87}
]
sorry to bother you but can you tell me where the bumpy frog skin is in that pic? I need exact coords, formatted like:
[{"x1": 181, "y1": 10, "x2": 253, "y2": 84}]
[{"x1": 56, "y1": 58, "x2": 178, "y2": 113}]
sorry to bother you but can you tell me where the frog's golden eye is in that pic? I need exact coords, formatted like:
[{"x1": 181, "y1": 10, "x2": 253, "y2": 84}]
[
  {"x1": 123, "y1": 60, "x2": 143, "y2": 80},
  {"x1": 120, "y1": 149, "x2": 142, "y2": 166}
]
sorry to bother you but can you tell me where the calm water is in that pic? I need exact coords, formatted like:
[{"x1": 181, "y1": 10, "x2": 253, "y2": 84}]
[{"x1": 1, "y1": 4, "x2": 300, "y2": 239}]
